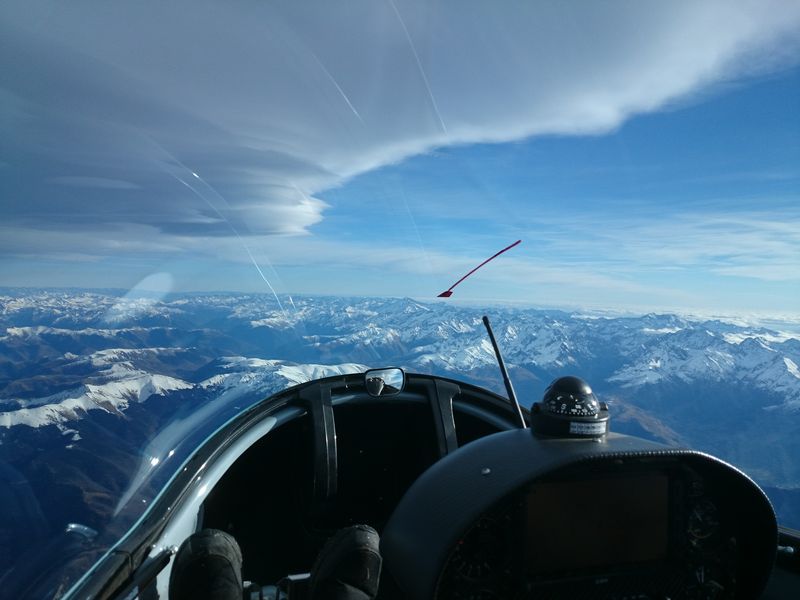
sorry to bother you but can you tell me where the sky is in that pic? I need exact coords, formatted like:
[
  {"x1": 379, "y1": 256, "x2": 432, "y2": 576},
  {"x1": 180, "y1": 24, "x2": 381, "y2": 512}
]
[{"x1": 1, "y1": 1, "x2": 799, "y2": 316}]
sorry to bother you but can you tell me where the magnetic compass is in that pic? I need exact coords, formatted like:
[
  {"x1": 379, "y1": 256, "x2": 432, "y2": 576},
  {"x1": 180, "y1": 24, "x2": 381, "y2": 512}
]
[{"x1": 531, "y1": 376, "x2": 610, "y2": 438}]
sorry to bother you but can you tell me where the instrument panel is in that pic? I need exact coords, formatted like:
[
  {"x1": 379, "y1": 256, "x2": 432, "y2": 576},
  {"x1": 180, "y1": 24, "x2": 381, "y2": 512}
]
[
  {"x1": 437, "y1": 460, "x2": 751, "y2": 599},
  {"x1": 381, "y1": 430, "x2": 776, "y2": 600}
]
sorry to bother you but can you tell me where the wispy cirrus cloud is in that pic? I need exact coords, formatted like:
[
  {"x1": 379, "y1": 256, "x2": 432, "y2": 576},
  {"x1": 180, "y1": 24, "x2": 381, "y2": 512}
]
[
  {"x1": 603, "y1": 211, "x2": 798, "y2": 281},
  {"x1": 48, "y1": 177, "x2": 140, "y2": 190}
]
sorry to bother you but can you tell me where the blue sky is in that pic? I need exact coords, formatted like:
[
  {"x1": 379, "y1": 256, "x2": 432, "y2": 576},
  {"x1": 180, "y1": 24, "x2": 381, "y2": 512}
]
[
  {"x1": 1, "y1": 1, "x2": 799, "y2": 316},
  {"x1": 312, "y1": 67, "x2": 800, "y2": 313}
]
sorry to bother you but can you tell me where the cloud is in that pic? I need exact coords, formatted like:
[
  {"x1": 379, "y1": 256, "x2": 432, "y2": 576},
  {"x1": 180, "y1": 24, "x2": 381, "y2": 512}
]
[
  {"x1": 525, "y1": 204, "x2": 800, "y2": 282},
  {"x1": 48, "y1": 176, "x2": 140, "y2": 190},
  {"x1": 1, "y1": 1, "x2": 799, "y2": 264}
]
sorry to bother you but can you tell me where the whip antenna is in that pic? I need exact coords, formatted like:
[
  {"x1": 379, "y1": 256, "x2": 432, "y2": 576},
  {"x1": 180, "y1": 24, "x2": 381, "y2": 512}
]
[{"x1": 483, "y1": 315, "x2": 526, "y2": 428}]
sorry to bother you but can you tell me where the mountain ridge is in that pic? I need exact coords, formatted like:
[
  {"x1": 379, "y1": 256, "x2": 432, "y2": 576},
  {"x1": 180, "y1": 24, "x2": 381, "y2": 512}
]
[{"x1": 1, "y1": 289, "x2": 800, "y2": 565}]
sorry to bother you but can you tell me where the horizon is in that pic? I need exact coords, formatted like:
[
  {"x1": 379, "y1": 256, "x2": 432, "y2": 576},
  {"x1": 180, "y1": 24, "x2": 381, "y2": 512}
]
[{"x1": 3, "y1": 285, "x2": 800, "y2": 331}]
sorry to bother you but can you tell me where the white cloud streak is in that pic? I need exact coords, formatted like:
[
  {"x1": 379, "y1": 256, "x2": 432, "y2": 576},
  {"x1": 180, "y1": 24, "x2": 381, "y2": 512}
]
[{"x1": 530, "y1": 207, "x2": 800, "y2": 282}]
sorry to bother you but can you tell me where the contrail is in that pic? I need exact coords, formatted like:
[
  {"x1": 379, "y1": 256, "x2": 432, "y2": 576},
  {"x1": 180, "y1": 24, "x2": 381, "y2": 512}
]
[
  {"x1": 172, "y1": 172, "x2": 287, "y2": 314},
  {"x1": 399, "y1": 186, "x2": 434, "y2": 281},
  {"x1": 388, "y1": 0, "x2": 448, "y2": 135},
  {"x1": 242, "y1": 245, "x2": 285, "y2": 309},
  {"x1": 308, "y1": 49, "x2": 364, "y2": 124},
  {"x1": 158, "y1": 151, "x2": 288, "y2": 316}
]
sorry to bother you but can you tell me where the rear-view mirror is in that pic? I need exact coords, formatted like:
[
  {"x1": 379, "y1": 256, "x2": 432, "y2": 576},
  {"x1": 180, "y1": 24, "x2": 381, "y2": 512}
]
[{"x1": 364, "y1": 367, "x2": 405, "y2": 397}]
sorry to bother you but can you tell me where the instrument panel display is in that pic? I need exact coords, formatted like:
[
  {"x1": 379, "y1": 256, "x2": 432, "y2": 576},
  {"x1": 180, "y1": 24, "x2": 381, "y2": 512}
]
[{"x1": 525, "y1": 473, "x2": 670, "y2": 574}]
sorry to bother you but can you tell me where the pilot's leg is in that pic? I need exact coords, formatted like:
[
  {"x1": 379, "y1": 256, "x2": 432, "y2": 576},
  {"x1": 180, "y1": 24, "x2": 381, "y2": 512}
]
[
  {"x1": 308, "y1": 524, "x2": 382, "y2": 600},
  {"x1": 170, "y1": 529, "x2": 243, "y2": 600}
]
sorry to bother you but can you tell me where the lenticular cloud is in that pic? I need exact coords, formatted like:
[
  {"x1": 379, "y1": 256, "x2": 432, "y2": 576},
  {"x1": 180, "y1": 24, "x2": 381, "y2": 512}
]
[{"x1": 1, "y1": 0, "x2": 798, "y2": 247}]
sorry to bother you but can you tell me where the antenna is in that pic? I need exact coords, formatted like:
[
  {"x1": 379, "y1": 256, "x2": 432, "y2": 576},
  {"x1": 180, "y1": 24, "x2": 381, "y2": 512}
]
[{"x1": 482, "y1": 315, "x2": 526, "y2": 428}]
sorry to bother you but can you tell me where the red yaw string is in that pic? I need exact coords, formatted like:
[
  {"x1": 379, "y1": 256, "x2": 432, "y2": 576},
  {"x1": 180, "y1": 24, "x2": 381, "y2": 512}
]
[{"x1": 438, "y1": 239, "x2": 521, "y2": 298}]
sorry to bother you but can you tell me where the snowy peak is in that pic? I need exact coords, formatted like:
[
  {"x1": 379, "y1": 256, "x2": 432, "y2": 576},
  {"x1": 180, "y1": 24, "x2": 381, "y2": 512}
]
[
  {"x1": 2, "y1": 290, "x2": 800, "y2": 431},
  {"x1": 1, "y1": 354, "x2": 366, "y2": 429},
  {"x1": 0, "y1": 372, "x2": 193, "y2": 428}
]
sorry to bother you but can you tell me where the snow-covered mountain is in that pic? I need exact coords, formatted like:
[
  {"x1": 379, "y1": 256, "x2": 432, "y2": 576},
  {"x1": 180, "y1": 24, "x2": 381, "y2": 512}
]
[
  {"x1": 0, "y1": 349, "x2": 364, "y2": 429},
  {"x1": 2, "y1": 290, "x2": 799, "y2": 421},
  {"x1": 2, "y1": 288, "x2": 800, "y2": 542}
]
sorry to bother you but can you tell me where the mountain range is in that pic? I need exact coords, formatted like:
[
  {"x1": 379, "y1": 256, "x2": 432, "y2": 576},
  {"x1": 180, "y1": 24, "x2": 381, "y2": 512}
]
[{"x1": 1, "y1": 288, "x2": 799, "y2": 568}]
